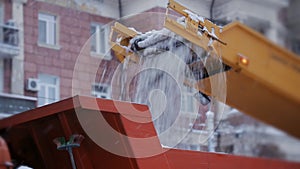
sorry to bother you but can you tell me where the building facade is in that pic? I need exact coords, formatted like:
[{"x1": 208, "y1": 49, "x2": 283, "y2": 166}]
[
  {"x1": 0, "y1": 0, "x2": 119, "y2": 118},
  {"x1": 0, "y1": 0, "x2": 297, "y2": 116},
  {"x1": 0, "y1": 0, "x2": 299, "y2": 162},
  {"x1": 0, "y1": 0, "x2": 171, "y2": 118}
]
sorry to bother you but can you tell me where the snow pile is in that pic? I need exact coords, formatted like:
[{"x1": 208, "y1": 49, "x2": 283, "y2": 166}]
[
  {"x1": 109, "y1": 15, "x2": 227, "y2": 149},
  {"x1": 114, "y1": 20, "x2": 226, "y2": 148}
]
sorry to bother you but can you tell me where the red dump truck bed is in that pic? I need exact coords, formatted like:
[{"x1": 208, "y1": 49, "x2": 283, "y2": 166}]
[{"x1": 0, "y1": 96, "x2": 299, "y2": 169}]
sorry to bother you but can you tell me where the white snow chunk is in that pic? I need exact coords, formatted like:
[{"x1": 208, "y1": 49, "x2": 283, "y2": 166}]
[
  {"x1": 203, "y1": 26, "x2": 219, "y2": 39},
  {"x1": 137, "y1": 29, "x2": 170, "y2": 48},
  {"x1": 116, "y1": 37, "x2": 122, "y2": 43},
  {"x1": 210, "y1": 28, "x2": 218, "y2": 39},
  {"x1": 183, "y1": 9, "x2": 205, "y2": 23},
  {"x1": 128, "y1": 27, "x2": 142, "y2": 34}
]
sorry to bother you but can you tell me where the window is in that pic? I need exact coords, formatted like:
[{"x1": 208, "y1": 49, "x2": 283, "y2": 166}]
[
  {"x1": 38, "y1": 74, "x2": 60, "y2": 106},
  {"x1": 0, "y1": 59, "x2": 3, "y2": 92},
  {"x1": 38, "y1": 13, "x2": 58, "y2": 46},
  {"x1": 91, "y1": 83, "x2": 110, "y2": 99},
  {"x1": 90, "y1": 23, "x2": 111, "y2": 59},
  {"x1": 181, "y1": 86, "x2": 197, "y2": 113}
]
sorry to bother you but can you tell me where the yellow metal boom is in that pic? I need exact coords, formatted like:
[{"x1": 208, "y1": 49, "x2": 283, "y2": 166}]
[
  {"x1": 109, "y1": 0, "x2": 300, "y2": 139},
  {"x1": 165, "y1": 0, "x2": 300, "y2": 139}
]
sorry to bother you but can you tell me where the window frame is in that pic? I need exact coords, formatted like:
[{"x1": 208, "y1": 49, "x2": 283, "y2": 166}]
[
  {"x1": 0, "y1": 1, "x2": 4, "y2": 43},
  {"x1": 90, "y1": 22, "x2": 111, "y2": 60},
  {"x1": 91, "y1": 83, "x2": 111, "y2": 99},
  {"x1": 38, "y1": 74, "x2": 60, "y2": 107},
  {"x1": 38, "y1": 12, "x2": 60, "y2": 49}
]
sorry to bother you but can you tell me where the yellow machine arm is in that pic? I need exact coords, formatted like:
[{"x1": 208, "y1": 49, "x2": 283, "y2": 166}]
[
  {"x1": 109, "y1": 22, "x2": 139, "y2": 63},
  {"x1": 110, "y1": 0, "x2": 300, "y2": 139}
]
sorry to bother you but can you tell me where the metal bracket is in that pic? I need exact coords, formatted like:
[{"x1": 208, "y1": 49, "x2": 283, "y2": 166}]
[
  {"x1": 109, "y1": 22, "x2": 139, "y2": 63},
  {"x1": 165, "y1": 0, "x2": 226, "y2": 51}
]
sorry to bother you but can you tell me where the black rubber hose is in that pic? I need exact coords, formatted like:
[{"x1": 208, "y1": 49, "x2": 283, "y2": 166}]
[{"x1": 210, "y1": 0, "x2": 216, "y2": 21}]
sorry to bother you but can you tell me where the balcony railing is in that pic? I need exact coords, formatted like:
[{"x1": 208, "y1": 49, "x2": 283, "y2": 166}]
[
  {"x1": 0, "y1": 20, "x2": 20, "y2": 58},
  {"x1": 0, "y1": 93, "x2": 36, "y2": 119}
]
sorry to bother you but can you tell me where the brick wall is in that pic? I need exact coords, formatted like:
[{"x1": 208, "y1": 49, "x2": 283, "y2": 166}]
[
  {"x1": 6, "y1": 0, "x2": 201, "y2": 110},
  {"x1": 4, "y1": 0, "x2": 12, "y2": 21},
  {"x1": 23, "y1": 0, "x2": 119, "y2": 100},
  {"x1": 3, "y1": 59, "x2": 11, "y2": 93},
  {"x1": 21, "y1": 1, "x2": 171, "y2": 102}
]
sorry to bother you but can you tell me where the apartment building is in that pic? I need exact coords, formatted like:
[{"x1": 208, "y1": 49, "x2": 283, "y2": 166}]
[
  {"x1": 0, "y1": 0, "x2": 117, "y2": 118},
  {"x1": 0, "y1": 0, "x2": 294, "y2": 114},
  {"x1": 0, "y1": 0, "x2": 299, "y2": 161},
  {"x1": 0, "y1": 0, "x2": 175, "y2": 118}
]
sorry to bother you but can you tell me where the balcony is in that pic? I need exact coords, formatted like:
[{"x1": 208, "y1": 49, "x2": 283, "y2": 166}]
[
  {"x1": 0, "y1": 93, "x2": 36, "y2": 119},
  {"x1": 0, "y1": 21, "x2": 20, "y2": 58}
]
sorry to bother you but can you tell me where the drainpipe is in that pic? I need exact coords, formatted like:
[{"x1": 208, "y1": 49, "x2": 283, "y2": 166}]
[
  {"x1": 118, "y1": 0, "x2": 123, "y2": 18},
  {"x1": 210, "y1": 0, "x2": 215, "y2": 21}
]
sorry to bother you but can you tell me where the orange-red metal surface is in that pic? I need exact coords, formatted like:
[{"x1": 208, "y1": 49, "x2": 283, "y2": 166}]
[
  {"x1": 0, "y1": 137, "x2": 12, "y2": 169},
  {"x1": 0, "y1": 96, "x2": 299, "y2": 169}
]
